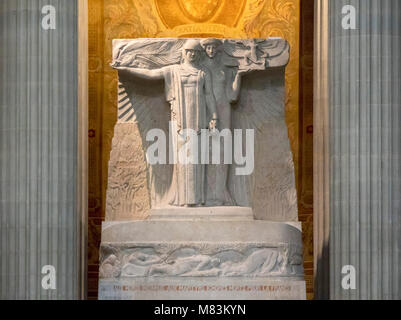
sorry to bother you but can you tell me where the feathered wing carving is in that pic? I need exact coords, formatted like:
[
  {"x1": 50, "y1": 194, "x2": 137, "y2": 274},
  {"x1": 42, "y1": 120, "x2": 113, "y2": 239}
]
[
  {"x1": 223, "y1": 39, "x2": 296, "y2": 220},
  {"x1": 113, "y1": 39, "x2": 185, "y2": 69},
  {"x1": 109, "y1": 40, "x2": 189, "y2": 211},
  {"x1": 113, "y1": 39, "x2": 186, "y2": 123},
  {"x1": 228, "y1": 68, "x2": 297, "y2": 220},
  {"x1": 222, "y1": 38, "x2": 289, "y2": 70},
  {"x1": 229, "y1": 68, "x2": 285, "y2": 205}
]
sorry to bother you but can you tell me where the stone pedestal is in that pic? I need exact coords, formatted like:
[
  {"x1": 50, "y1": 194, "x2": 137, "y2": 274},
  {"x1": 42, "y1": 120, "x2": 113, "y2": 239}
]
[
  {"x1": 100, "y1": 38, "x2": 305, "y2": 300},
  {"x1": 98, "y1": 208, "x2": 306, "y2": 300}
]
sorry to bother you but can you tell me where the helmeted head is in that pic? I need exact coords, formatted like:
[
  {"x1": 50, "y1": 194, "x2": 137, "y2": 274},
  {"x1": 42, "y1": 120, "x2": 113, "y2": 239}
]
[
  {"x1": 182, "y1": 39, "x2": 202, "y2": 63},
  {"x1": 200, "y1": 38, "x2": 223, "y2": 58}
]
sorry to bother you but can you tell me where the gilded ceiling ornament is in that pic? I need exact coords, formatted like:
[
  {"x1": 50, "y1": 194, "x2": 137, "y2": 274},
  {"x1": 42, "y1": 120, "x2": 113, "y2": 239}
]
[{"x1": 177, "y1": 0, "x2": 223, "y2": 22}]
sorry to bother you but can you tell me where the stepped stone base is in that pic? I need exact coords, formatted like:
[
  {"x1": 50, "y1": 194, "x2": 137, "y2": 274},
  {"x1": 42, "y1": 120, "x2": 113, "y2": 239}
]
[{"x1": 98, "y1": 208, "x2": 306, "y2": 300}]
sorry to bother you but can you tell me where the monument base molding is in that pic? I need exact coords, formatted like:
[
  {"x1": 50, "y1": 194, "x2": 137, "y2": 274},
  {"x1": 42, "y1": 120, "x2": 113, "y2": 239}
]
[
  {"x1": 98, "y1": 216, "x2": 306, "y2": 300},
  {"x1": 99, "y1": 277, "x2": 306, "y2": 300}
]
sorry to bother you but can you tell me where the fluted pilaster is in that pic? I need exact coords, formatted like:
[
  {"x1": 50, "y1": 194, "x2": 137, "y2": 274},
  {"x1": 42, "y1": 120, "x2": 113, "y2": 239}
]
[
  {"x1": 0, "y1": 0, "x2": 84, "y2": 299},
  {"x1": 328, "y1": 0, "x2": 401, "y2": 299},
  {"x1": 314, "y1": 0, "x2": 330, "y2": 300}
]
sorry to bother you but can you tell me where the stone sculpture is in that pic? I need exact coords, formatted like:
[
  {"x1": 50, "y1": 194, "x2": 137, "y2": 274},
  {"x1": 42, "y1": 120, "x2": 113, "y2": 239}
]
[
  {"x1": 108, "y1": 38, "x2": 296, "y2": 218},
  {"x1": 113, "y1": 39, "x2": 218, "y2": 207},
  {"x1": 99, "y1": 38, "x2": 306, "y2": 300}
]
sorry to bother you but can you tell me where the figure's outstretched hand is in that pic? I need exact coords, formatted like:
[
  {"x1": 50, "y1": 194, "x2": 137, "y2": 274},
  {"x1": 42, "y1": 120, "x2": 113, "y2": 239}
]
[
  {"x1": 237, "y1": 67, "x2": 253, "y2": 76},
  {"x1": 110, "y1": 60, "x2": 122, "y2": 69}
]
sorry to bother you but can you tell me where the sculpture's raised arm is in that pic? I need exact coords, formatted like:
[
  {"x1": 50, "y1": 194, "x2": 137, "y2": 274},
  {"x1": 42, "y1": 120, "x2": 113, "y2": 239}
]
[
  {"x1": 112, "y1": 64, "x2": 164, "y2": 81},
  {"x1": 229, "y1": 67, "x2": 256, "y2": 103},
  {"x1": 228, "y1": 69, "x2": 242, "y2": 104}
]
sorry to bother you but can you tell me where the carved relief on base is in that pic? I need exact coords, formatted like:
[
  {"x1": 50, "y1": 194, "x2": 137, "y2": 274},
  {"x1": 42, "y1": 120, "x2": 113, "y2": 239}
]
[{"x1": 99, "y1": 242, "x2": 304, "y2": 279}]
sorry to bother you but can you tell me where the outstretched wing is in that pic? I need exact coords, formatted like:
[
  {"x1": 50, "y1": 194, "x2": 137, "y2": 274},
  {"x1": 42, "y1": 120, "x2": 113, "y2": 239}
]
[
  {"x1": 232, "y1": 69, "x2": 285, "y2": 132},
  {"x1": 222, "y1": 38, "x2": 289, "y2": 70},
  {"x1": 107, "y1": 40, "x2": 182, "y2": 217},
  {"x1": 228, "y1": 68, "x2": 286, "y2": 207},
  {"x1": 229, "y1": 64, "x2": 297, "y2": 220},
  {"x1": 113, "y1": 39, "x2": 185, "y2": 69},
  {"x1": 108, "y1": 74, "x2": 172, "y2": 217},
  {"x1": 113, "y1": 39, "x2": 186, "y2": 124},
  {"x1": 255, "y1": 38, "x2": 290, "y2": 67},
  {"x1": 222, "y1": 40, "x2": 250, "y2": 58},
  {"x1": 222, "y1": 40, "x2": 252, "y2": 68}
]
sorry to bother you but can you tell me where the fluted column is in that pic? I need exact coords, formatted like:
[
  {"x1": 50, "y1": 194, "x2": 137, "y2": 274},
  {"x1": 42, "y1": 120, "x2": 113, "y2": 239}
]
[
  {"x1": 0, "y1": 0, "x2": 86, "y2": 299},
  {"x1": 314, "y1": 0, "x2": 330, "y2": 300},
  {"x1": 328, "y1": 0, "x2": 401, "y2": 299}
]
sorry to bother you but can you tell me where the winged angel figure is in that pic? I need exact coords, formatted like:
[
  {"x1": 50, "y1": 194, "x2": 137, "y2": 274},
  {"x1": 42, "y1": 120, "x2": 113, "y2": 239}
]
[{"x1": 110, "y1": 38, "x2": 293, "y2": 214}]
